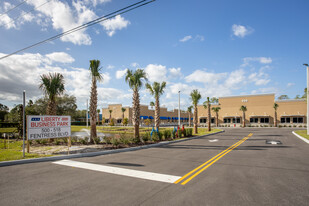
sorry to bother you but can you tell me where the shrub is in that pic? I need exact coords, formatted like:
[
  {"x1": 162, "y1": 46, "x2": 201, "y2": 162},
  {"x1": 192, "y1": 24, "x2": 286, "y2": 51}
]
[
  {"x1": 94, "y1": 137, "x2": 101, "y2": 144},
  {"x1": 111, "y1": 137, "x2": 120, "y2": 147},
  {"x1": 159, "y1": 131, "x2": 164, "y2": 141},
  {"x1": 104, "y1": 136, "x2": 112, "y2": 144},
  {"x1": 293, "y1": 125, "x2": 297, "y2": 127},
  {"x1": 182, "y1": 129, "x2": 187, "y2": 137},
  {"x1": 142, "y1": 133, "x2": 149, "y2": 142},
  {"x1": 35, "y1": 139, "x2": 41, "y2": 144},
  {"x1": 299, "y1": 125, "x2": 303, "y2": 128},
  {"x1": 41, "y1": 139, "x2": 48, "y2": 145},
  {"x1": 283, "y1": 125, "x2": 287, "y2": 127},
  {"x1": 178, "y1": 129, "x2": 183, "y2": 138},
  {"x1": 289, "y1": 125, "x2": 292, "y2": 127},
  {"x1": 185, "y1": 128, "x2": 192, "y2": 137},
  {"x1": 55, "y1": 139, "x2": 61, "y2": 145},
  {"x1": 120, "y1": 135, "x2": 131, "y2": 145},
  {"x1": 278, "y1": 125, "x2": 282, "y2": 128},
  {"x1": 163, "y1": 130, "x2": 171, "y2": 140},
  {"x1": 151, "y1": 132, "x2": 159, "y2": 142},
  {"x1": 172, "y1": 130, "x2": 176, "y2": 139},
  {"x1": 109, "y1": 119, "x2": 115, "y2": 126}
]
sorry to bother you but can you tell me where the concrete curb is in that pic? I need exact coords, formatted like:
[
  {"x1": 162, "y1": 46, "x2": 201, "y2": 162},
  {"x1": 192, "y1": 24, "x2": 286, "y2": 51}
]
[
  {"x1": 292, "y1": 131, "x2": 309, "y2": 144},
  {"x1": 0, "y1": 130, "x2": 225, "y2": 167}
]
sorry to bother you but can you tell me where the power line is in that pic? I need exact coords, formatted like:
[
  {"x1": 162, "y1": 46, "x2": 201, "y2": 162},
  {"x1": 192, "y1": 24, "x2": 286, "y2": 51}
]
[
  {"x1": 2, "y1": 0, "x2": 52, "y2": 28},
  {"x1": 0, "y1": 0, "x2": 156, "y2": 61},
  {"x1": 0, "y1": 0, "x2": 28, "y2": 18}
]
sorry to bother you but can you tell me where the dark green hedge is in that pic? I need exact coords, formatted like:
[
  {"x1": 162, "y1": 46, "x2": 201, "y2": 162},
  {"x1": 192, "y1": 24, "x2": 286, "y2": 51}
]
[{"x1": 0, "y1": 122, "x2": 19, "y2": 128}]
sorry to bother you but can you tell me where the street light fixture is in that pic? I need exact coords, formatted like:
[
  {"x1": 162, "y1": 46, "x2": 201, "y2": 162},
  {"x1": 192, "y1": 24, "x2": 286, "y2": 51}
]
[{"x1": 304, "y1": 63, "x2": 309, "y2": 135}]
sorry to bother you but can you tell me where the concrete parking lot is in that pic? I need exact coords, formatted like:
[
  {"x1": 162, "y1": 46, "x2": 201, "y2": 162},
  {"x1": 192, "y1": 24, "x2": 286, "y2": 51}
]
[{"x1": 0, "y1": 128, "x2": 308, "y2": 206}]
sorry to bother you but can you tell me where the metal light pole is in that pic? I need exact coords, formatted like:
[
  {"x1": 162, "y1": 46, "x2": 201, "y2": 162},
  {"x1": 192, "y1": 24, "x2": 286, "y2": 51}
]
[
  {"x1": 22, "y1": 90, "x2": 25, "y2": 158},
  {"x1": 304, "y1": 63, "x2": 309, "y2": 135},
  {"x1": 178, "y1": 91, "x2": 181, "y2": 127},
  {"x1": 86, "y1": 99, "x2": 88, "y2": 127}
]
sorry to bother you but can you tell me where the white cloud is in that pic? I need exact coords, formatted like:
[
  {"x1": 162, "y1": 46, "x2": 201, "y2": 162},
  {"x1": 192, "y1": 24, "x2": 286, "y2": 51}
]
[
  {"x1": 287, "y1": 83, "x2": 295, "y2": 87},
  {"x1": 195, "y1": 35, "x2": 204, "y2": 41},
  {"x1": 102, "y1": 73, "x2": 111, "y2": 85},
  {"x1": 107, "y1": 64, "x2": 115, "y2": 70},
  {"x1": 45, "y1": 52, "x2": 75, "y2": 63},
  {"x1": 83, "y1": 0, "x2": 111, "y2": 7},
  {"x1": 0, "y1": 14, "x2": 16, "y2": 29},
  {"x1": 224, "y1": 69, "x2": 246, "y2": 88},
  {"x1": 131, "y1": 62, "x2": 139, "y2": 67},
  {"x1": 144, "y1": 64, "x2": 167, "y2": 82},
  {"x1": 179, "y1": 35, "x2": 192, "y2": 42},
  {"x1": 243, "y1": 57, "x2": 272, "y2": 66},
  {"x1": 116, "y1": 68, "x2": 128, "y2": 79},
  {"x1": 185, "y1": 70, "x2": 227, "y2": 84},
  {"x1": 101, "y1": 15, "x2": 130, "y2": 37},
  {"x1": 0, "y1": 51, "x2": 116, "y2": 108},
  {"x1": 168, "y1": 67, "x2": 183, "y2": 79},
  {"x1": 232, "y1": 24, "x2": 254, "y2": 38}
]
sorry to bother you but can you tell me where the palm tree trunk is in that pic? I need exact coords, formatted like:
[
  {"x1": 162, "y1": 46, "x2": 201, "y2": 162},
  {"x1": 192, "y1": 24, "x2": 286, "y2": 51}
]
[
  {"x1": 216, "y1": 112, "x2": 219, "y2": 127},
  {"x1": 243, "y1": 112, "x2": 246, "y2": 128},
  {"x1": 274, "y1": 111, "x2": 277, "y2": 127},
  {"x1": 90, "y1": 78, "x2": 97, "y2": 143},
  {"x1": 155, "y1": 96, "x2": 160, "y2": 131},
  {"x1": 47, "y1": 100, "x2": 57, "y2": 115},
  {"x1": 122, "y1": 112, "x2": 124, "y2": 123},
  {"x1": 194, "y1": 105, "x2": 198, "y2": 134},
  {"x1": 208, "y1": 104, "x2": 211, "y2": 132},
  {"x1": 133, "y1": 89, "x2": 141, "y2": 141}
]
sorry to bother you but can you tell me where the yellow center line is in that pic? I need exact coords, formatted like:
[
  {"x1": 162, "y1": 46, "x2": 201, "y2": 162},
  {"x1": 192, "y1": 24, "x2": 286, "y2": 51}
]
[{"x1": 174, "y1": 133, "x2": 252, "y2": 185}]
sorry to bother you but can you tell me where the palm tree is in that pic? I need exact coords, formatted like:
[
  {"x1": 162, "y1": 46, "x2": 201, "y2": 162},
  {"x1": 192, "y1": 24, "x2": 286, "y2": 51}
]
[
  {"x1": 109, "y1": 110, "x2": 112, "y2": 122},
  {"x1": 212, "y1": 107, "x2": 221, "y2": 127},
  {"x1": 146, "y1": 81, "x2": 167, "y2": 131},
  {"x1": 125, "y1": 69, "x2": 148, "y2": 141},
  {"x1": 97, "y1": 109, "x2": 100, "y2": 125},
  {"x1": 121, "y1": 107, "x2": 126, "y2": 124},
  {"x1": 273, "y1": 103, "x2": 279, "y2": 127},
  {"x1": 190, "y1": 89, "x2": 202, "y2": 134},
  {"x1": 187, "y1": 106, "x2": 193, "y2": 127},
  {"x1": 203, "y1": 97, "x2": 212, "y2": 132},
  {"x1": 39, "y1": 73, "x2": 65, "y2": 115},
  {"x1": 240, "y1": 105, "x2": 247, "y2": 127},
  {"x1": 150, "y1": 101, "x2": 155, "y2": 109},
  {"x1": 89, "y1": 60, "x2": 103, "y2": 143}
]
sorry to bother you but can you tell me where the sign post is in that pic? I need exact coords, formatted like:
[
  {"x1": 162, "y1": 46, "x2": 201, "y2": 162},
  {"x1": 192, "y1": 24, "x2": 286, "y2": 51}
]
[
  {"x1": 23, "y1": 90, "x2": 25, "y2": 157},
  {"x1": 27, "y1": 115, "x2": 71, "y2": 141}
]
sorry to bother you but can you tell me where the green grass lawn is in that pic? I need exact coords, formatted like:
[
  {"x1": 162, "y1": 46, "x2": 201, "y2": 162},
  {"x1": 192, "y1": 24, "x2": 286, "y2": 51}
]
[
  {"x1": 294, "y1": 130, "x2": 309, "y2": 140},
  {"x1": 195, "y1": 128, "x2": 222, "y2": 136},
  {"x1": 0, "y1": 128, "x2": 17, "y2": 133},
  {"x1": 0, "y1": 139, "x2": 50, "y2": 162}
]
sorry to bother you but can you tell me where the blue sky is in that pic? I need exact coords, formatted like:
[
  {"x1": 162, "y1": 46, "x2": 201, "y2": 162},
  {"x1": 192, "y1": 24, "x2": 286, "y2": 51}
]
[{"x1": 0, "y1": 0, "x2": 308, "y2": 111}]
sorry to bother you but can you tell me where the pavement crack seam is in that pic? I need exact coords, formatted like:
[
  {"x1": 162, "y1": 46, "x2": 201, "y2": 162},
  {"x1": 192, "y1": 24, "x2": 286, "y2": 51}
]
[{"x1": 174, "y1": 133, "x2": 253, "y2": 185}]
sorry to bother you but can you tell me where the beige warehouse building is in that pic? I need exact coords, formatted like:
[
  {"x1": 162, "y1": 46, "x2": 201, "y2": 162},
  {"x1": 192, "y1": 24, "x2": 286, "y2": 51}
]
[{"x1": 102, "y1": 93, "x2": 306, "y2": 127}]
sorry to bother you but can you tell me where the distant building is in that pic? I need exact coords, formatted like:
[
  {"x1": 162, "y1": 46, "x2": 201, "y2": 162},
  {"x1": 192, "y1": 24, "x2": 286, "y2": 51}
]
[
  {"x1": 197, "y1": 93, "x2": 306, "y2": 127},
  {"x1": 102, "y1": 104, "x2": 190, "y2": 126},
  {"x1": 102, "y1": 93, "x2": 306, "y2": 127}
]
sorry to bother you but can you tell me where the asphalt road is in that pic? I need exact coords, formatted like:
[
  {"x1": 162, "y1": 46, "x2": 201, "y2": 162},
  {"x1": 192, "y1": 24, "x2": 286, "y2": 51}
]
[{"x1": 1, "y1": 128, "x2": 309, "y2": 206}]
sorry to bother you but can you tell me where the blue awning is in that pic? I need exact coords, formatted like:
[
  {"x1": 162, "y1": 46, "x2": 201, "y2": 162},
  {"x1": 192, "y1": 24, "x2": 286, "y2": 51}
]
[
  {"x1": 140, "y1": 116, "x2": 148, "y2": 119},
  {"x1": 167, "y1": 117, "x2": 171, "y2": 120},
  {"x1": 191, "y1": 118, "x2": 193, "y2": 120},
  {"x1": 160, "y1": 116, "x2": 168, "y2": 120},
  {"x1": 175, "y1": 117, "x2": 179, "y2": 120},
  {"x1": 149, "y1": 116, "x2": 154, "y2": 119},
  {"x1": 180, "y1": 117, "x2": 184, "y2": 120}
]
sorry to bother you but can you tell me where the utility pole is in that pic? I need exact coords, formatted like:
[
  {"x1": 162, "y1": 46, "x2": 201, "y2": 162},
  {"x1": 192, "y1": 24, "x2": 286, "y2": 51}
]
[
  {"x1": 178, "y1": 91, "x2": 181, "y2": 127},
  {"x1": 22, "y1": 90, "x2": 25, "y2": 158},
  {"x1": 304, "y1": 64, "x2": 309, "y2": 135}
]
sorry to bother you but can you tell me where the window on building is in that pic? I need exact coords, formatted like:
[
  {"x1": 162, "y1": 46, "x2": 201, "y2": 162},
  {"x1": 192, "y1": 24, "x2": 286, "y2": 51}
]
[
  {"x1": 260, "y1": 118, "x2": 269, "y2": 123},
  {"x1": 281, "y1": 118, "x2": 285, "y2": 123},
  {"x1": 200, "y1": 118, "x2": 206, "y2": 123},
  {"x1": 232, "y1": 118, "x2": 241, "y2": 123},
  {"x1": 292, "y1": 117, "x2": 304, "y2": 123},
  {"x1": 105, "y1": 119, "x2": 109, "y2": 123},
  {"x1": 211, "y1": 118, "x2": 215, "y2": 124},
  {"x1": 286, "y1": 117, "x2": 290, "y2": 123},
  {"x1": 117, "y1": 119, "x2": 122, "y2": 124},
  {"x1": 298, "y1": 117, "x2": 304, "y2": 123},
  {"x1": 265, "y1": 118, "x2": 269, "y2": 123},
  {"x1": 224, "y1": 118, "x2": 231, "y2": 123}
]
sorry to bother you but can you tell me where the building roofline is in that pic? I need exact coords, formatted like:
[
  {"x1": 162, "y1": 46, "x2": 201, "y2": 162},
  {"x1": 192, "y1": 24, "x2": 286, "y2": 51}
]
[
  {"x1": 276, "y1": 99, "x2": 306, "y2": 102},
  {"x1": 218, "y1": 93, "x2": 275, "y2": 99}
]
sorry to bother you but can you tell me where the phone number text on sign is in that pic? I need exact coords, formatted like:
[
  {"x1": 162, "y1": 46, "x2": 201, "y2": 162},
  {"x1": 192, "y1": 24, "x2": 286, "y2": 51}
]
[{"x1": 27, "y1": 116, "x2": 71, "y2": 140}]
